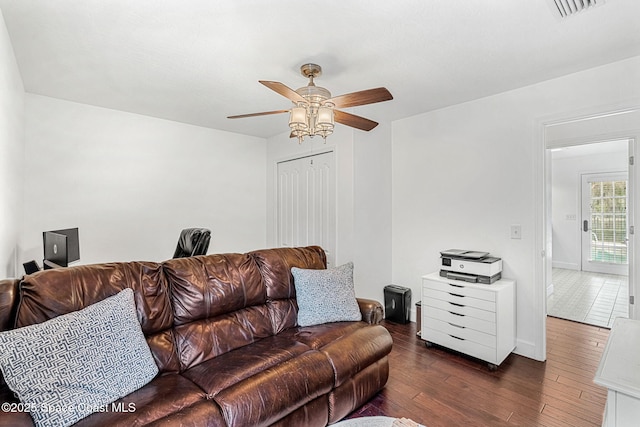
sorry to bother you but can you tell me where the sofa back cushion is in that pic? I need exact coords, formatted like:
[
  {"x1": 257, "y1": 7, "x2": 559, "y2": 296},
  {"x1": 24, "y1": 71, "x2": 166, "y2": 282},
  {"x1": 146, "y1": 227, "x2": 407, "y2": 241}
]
[
  {"x1": 163, "y1": 247, "x2": 326, "y2": 371},
  {"x1": 164, "y1": 253, "x2": 265, "y2": 326},
  {"x1": 163, "y1": 253, "x2": 271, "y2": 370},
  {"x1": 15, "y1": 261, "x2": 178, "y2": 373},
  {"x1": 249, "y1": 246, "x2": 326, "y2": 333},
  {"x1": 249, "y1": 246, "x2": 326, "y2": 299}
]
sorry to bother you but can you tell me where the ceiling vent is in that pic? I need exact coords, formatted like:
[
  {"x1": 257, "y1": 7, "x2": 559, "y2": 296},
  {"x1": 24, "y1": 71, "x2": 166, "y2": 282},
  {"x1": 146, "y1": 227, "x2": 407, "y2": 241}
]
[{"x1": 548, "y1": 0, "x2": 604, "y2": 18}]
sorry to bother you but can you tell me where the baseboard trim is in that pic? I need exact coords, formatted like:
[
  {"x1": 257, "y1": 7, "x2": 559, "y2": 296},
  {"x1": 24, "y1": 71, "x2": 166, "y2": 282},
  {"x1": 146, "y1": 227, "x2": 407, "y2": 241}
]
[
  {"x1": 552, "y1": 261, "x2": 579, "y2": 270},
  {"x1": 514, "y1": 338, "x2": 544, "y2": 362}
]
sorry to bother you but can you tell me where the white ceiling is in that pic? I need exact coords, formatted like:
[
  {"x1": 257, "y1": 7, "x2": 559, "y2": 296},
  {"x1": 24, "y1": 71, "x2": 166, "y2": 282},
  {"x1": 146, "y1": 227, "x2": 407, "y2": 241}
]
[{"x1": 1, "y1": 0, "x2": 639, "y2": 138}]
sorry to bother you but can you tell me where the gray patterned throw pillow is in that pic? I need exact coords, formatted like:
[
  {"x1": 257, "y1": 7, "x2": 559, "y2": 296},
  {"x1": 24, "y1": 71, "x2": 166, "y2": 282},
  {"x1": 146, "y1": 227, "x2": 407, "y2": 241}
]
[
  {"x1": 0, "y1": 288, "x2": 158, "y2": 427},
  {"x1": 292, "y1": 262, "x2": 362, "y2": 327}
]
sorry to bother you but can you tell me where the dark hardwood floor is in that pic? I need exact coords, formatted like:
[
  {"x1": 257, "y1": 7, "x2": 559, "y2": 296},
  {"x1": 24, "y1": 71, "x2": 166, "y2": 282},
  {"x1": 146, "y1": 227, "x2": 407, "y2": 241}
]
[{"x1": 350, "y1": 317, "x2": 610, "y2": 426}]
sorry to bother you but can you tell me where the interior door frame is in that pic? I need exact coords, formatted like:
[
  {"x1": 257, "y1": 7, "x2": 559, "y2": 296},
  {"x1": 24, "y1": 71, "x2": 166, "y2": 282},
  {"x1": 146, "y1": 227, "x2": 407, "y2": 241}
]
[{"x1": 535, "y1": 103, "x2": 640, "y2": 362}]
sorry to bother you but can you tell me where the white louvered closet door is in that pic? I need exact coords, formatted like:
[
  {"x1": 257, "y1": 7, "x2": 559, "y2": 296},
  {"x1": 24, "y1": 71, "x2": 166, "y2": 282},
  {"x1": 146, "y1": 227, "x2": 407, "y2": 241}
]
[{"x1": 277, "y1": 151, "x2": 336, "y2": 267}]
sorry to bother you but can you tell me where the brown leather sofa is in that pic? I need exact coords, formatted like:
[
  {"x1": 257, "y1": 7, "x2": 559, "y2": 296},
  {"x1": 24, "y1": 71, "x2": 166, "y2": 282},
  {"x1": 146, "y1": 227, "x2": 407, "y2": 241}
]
[{"x1": 0, "y1": 246, "x2": 392, "y2": 426}]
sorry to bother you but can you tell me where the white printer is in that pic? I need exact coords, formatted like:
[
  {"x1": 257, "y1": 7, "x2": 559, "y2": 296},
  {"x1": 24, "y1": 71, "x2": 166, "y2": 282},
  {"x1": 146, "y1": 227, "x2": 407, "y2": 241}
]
[{"x1": 439, "y1": 249, "x2": 502, "y2": 284}]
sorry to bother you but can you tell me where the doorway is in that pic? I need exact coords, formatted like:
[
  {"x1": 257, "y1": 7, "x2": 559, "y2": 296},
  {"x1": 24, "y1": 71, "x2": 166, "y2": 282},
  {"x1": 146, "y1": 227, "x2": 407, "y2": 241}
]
[
  {"x1": 548, "y1": 140, "x2": 630, "y2": 328},
  {"x1": 276, "y1": 151, "x2": 336, "y2": 266},
  {"x1": 535, "y1": 106, "x2": 640, "y2": 362}
]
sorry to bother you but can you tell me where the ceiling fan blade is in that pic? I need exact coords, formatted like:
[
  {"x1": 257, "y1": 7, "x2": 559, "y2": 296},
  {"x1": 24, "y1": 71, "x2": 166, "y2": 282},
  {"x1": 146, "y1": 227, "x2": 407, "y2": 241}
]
[
  {"x1": 334, "y1": 110, "x2": 379, "y2": 131},
  {"x1": 227, "y1": 109, "x2": 289, "y2": 119},
  {"x1": 326, "y1": 87, "x2": 393, "y2": 109},
  {"x1": 259, "y1": 81, "x2": 307, "y2": 104}
]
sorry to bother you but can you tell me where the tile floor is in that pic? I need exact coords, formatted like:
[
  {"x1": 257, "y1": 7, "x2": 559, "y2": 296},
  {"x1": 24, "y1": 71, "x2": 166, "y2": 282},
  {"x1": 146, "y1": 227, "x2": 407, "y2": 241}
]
[{"x1": 547, "y1": 268, "x2": 628, "y2": 328}]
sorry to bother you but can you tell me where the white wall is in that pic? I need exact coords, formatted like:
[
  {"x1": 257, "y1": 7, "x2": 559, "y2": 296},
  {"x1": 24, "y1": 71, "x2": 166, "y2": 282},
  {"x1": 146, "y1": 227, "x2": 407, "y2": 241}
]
[
  {"x1": 392, "y1": 56, "x2": 640, "y2": 360},
  {"x1": 551, "y1": 143, "x2": 628, "y2": 270},
  {"x1": 266, "y1": 122, "x2": 393, "y2": 301},
  {"x1": 0, "y1": 10, "x2": 24, "y2": 278},
  {"x1": 353, "y1": 122, "x2": 393, "y2": 301},
  {"x1": 21, "y1": 94, "x2": 267, "y2": 266}
]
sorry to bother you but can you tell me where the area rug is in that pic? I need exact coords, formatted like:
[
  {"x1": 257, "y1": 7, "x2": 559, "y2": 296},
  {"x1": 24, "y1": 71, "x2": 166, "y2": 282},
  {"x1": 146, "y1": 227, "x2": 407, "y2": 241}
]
[
  {"x1": 345, "y1": 393, "x2": 387, "y2": 418},
  {"x1": 332, "y1": 416, "x2": 396, "y2": 427}
]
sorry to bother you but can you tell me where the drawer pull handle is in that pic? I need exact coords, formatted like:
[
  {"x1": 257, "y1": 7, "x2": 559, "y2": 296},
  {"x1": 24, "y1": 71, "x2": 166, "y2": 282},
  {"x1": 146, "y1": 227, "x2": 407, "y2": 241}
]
[
  {"x1": 449, "y1": 302, "x2": 465, "y2": 307},
  {"x1": 449, "y1": 311, "x2": 465, "y2": 317},
  {"x1": 449, "y1": 293, "x2": 465, "y2": 298},
  {"x1": 449, "y1": 323, "x2": 465, "y2": 329},
  {"x1": 449, "y1": 284, "x2": 464, "y2": 288},
  {"x1": 449, "y1": 335, "x2": 465, "y2": 341}
]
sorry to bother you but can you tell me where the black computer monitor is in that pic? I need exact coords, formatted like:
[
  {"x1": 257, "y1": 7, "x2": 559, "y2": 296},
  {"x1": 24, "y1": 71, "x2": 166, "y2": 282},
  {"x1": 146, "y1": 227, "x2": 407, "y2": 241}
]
[
  {"x1": 43, "y1": 227, "x2": 80, "y2": 268},
  {"x1": 43, "y1": 231, "x2": 68, "y2": 268}
]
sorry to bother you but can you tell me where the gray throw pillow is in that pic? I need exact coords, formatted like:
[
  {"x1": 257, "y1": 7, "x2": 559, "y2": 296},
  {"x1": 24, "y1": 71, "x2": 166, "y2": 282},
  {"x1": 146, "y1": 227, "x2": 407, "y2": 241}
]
[
  {"x1": 292, "y1": 262, "x2": 362, "y2": 327},
  {"x1": 0, "y1": 288, "x2": 158, "y2": 427}
]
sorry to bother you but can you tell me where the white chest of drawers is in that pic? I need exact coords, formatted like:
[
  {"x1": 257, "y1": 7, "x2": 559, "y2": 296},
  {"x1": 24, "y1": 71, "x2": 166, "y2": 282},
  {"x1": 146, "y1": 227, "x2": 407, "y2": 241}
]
[
  {"x1": 421, "y1": 272, "x2": 516, "y2": 369},
  {"x1": 594, "y1": 318, "x2": 640, "y2": 427}
]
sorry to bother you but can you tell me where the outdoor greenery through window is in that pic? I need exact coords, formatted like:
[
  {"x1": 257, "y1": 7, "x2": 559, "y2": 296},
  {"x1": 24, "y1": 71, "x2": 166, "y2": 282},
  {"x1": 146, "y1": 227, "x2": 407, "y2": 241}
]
[{"x1": 590, "y1": 180, "x2": 627, "y2": 264}]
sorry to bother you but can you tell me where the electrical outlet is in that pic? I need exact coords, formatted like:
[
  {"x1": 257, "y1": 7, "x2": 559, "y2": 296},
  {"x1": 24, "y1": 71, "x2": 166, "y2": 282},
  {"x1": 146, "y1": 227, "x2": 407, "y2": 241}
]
[{"x1": 510, "y1": 225, "x2": 522, "y2": 239}]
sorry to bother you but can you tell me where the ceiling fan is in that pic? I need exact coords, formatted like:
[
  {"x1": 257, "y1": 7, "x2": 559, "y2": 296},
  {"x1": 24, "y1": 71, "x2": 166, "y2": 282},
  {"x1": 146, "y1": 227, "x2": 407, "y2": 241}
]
[{"x1": 228, "y1": 63, "x2": 393, "y2": 143}]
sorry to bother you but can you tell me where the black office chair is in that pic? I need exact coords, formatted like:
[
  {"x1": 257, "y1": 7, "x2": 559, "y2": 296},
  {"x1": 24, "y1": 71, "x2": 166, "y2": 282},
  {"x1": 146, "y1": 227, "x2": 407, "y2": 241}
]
[
  {"x1": 23, "y1": 260, "x2": 41, "y2": 275},
  {"x1": 173, "y1": 228, "x2": 211, "y2": 258}
]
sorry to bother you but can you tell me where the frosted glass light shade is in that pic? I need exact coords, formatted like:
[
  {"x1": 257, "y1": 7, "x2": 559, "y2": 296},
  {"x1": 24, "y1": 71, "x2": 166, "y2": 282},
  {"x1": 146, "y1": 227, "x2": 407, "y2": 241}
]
[
  {"x1": 317, "y1": 106, "x2": 334, "y2": 126},
  {"x1": 289, "y1": 106, "x2": 307, "y2": 129}
]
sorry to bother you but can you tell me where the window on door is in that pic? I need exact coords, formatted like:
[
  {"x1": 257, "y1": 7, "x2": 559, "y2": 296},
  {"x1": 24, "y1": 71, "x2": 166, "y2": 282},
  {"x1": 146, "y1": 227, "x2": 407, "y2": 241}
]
[
  {"x1": 581, "y1": 172, "x2": 628, "y2": 275},
  {"x1": 589, "y1": 179, "x2": 627, "y2": 264}
]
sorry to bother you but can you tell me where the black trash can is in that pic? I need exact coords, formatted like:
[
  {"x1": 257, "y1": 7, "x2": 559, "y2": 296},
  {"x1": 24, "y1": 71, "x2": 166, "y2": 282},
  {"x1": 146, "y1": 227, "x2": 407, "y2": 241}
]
[{"x1": 384, "y1": 285, "x2": 411, "y2": 324}]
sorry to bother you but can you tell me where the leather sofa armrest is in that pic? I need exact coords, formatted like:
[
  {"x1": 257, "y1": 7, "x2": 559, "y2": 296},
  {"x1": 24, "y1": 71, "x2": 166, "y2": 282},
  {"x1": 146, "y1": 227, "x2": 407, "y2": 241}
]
[
  {"x1": 0, "y1": 279, "x2": 20, "y2": 332},
  {"x1": 356, "y1": 298, "x2": 384, "y2": 324}
]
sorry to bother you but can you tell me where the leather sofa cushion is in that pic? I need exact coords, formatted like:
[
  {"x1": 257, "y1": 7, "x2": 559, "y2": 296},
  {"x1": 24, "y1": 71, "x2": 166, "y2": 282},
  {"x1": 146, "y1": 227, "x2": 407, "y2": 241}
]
[
  {"x1": 146, "y1": 330, "x2": 181, "y2": 373},
  {"x1": 319, "y1": 325, "x2": 393, "y2": 387},
  {"x1": 73, "y1": 373, "x2": 215, "y2": 426},
  {"x1": 213, "y1": 349, "x2": 334, "y2": 426},
  {"x1": 16, "y1": 262, "x2": 172, "y2": 335},
  {"x1": 268, "y1": 395, "x2": 329, "y2": 427},
  {"x1": 164, "y1": 254, "x2": 265, "y2": 326},
  {"x1": 328, "y1": 358, "x2": 390, "y2": 423},
  {"x1": 15, "y1": 262, "x2": 177, "y2": 373},
  {"x1": 173, "y1": 306, "x2": 274, "y2": 370},
  {"x1": 281, "y1": 322, "x2": 367, "y2": 349},
  {"x1": 250, "y1": 246, "x2": 327, "y2": 334},
  {"x1": 249, "y1": 246, "x2": 326, "y2": 300},
  {"x1": 142, "y1": 400, "x2": 226, "y2": 427},
  {"x1": 281, "y1": 323, "x2": 393, "y2": 387},
  {"x1": 265, "y1": 299, "x2": 298, "y2": 335},
  {"x1": 182, "y1": 335, "x2": 312, "y2": 397}
]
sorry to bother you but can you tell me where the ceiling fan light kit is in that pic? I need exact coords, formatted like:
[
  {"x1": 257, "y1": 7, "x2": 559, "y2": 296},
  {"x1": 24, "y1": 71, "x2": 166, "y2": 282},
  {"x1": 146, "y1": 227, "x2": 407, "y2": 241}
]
[{"x1": 228, "y1": 63, "x2": 393, "y2": 143}]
